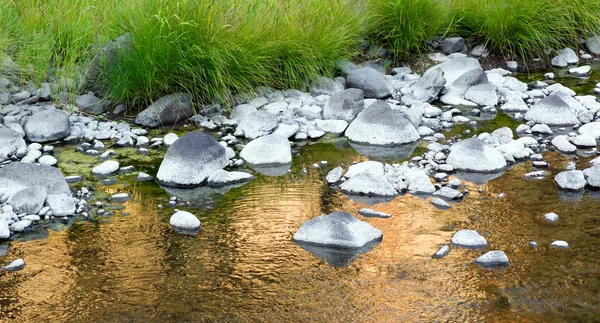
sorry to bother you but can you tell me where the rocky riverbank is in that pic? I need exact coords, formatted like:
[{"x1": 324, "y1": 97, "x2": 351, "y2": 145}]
[{"x1": 1, "y1": 39, "x2": 600, "y2": 270}]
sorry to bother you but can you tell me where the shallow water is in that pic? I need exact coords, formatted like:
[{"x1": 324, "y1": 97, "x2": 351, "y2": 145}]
[{"x1": 1, "y1": 67, "x2": 600, "y2": 322}]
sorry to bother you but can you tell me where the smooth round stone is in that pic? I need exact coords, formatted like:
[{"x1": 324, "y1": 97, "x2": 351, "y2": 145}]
[
  {"x1": 433, "y1": 245, "x2": 451, "y2": 258},
  {"x1": 170, "y1": 211, "x2": 201, "y2": 231},
  {"x1": 446, "y1": 138, "x2": 507, "y2": 173},
  {"x1": 1, "y1": 258, "x2": 25, "y2": 272},
  {"x1": 92, "y1": 160, "x2": 120, "y2": 177},
  {"x1": 431, "y1": 198, "x2": 451, "y2": 209},
  {"x1": 551, "y1": 240, "x2": 569, "y2": 249},
  {"x1": 544, "y1": 212, "x2": 559, "y2": 222},
  {"x1": 451, "y1": 230, "x2": 488, "y2": 249},
  {"x1": 111, "y1": 193, "x2": 131, "y2": 202},
  {"x1": 554, "y1": 170, "x2": 586, "y2": 191},
  {"x1": 475, "y1": 250, "x2": 509, "y2": 268}
]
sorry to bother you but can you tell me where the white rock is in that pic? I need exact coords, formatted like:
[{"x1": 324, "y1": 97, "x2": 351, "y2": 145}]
[
  {"x1": 359, "y1": 208, "x2": 391, "y2": 218},
  {"x1": 326, "y1": 166, "x2": 344, "y2": 184},
  {"x1": 170, "y1": 211, "x2": 201, "y2": 231},
  {"x1": 544, "y1": 212, "x2": 559, "y2": 222},
  {"x1": 475, "y1": 251, "x2": 509, "y2": 267},
  {"x1": 433, "y1": 245, "x2": 450, "y2": 258},
  {"x1": 551, "y1": 240, "x2": 569, "y2": 249},
  {"x1": 446, "y1": 138, "x2": 506, "y2": 172},
  {"x1": 554, "y1": 170, "x2": 586, "y2": 190},
  {"x1": 551, "y1": 135, "x2": 577, "y2": 153},
  {"x1": 111, "y1": 193, "x2": 131, "y2": 202},
  {"x1": 431, "y1": 198, "x2": 451, "y2": 209},
  {"x1": 239, "y1": 134, "x2": 292, "y2": 166},
  {"x1": 1, "y1": 258, "x2": 25, "y2": 271},
  {"x1": 451, "y1": 230, "x2": 487, "y2": 248},
  {"x1": 344, "y1": 161, "x2": 384, "y2": 179},
  {"x1": 340, "y1": 172, "x2": 398, "y2": 197},
  {"x1": 92, "y1": 160, "x2": 120, "y2": 176}
]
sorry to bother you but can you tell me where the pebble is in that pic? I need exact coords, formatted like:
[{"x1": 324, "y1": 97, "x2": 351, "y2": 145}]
[
  {"x1": 544, "y1": 212, "x2": 559, "y2": 222},
  {"x1": 551, "y1": 240, "x2": 569, "y2": 249}
]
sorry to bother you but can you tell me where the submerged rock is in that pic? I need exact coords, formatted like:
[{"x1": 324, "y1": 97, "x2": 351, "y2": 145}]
[
  {"x1": 451, "y1": 230, "x2": 487, "y2": 249},
  {"x1": 544, "y1": 212, "x2": 559, "y2": 222},
  {"x1": 446, "y1": 138, "x2": 506, "y2": 173},
  {"x1": 170, "y1": 211, "x2": 201, "y2": 231},
  {"x1": 475, "y1": 251, "x2": 509, "y2": 268},
  {"x1": 431, "y1": 198, "x2": 451, "y2": 209},
  {"x1": 24, "y1": 109, "x2": 71, "y2": 143},
  {"x1": 551, "y1": 240, "x2": 569, "y2": 249},
  {"x1": 293, "y1": 211, "x2": 382, "y2": 248},
  {"x1": 157, "y1": 132, "x2": 228, "y2": 187},
  {"x1": 345, "y1": 101, "x2": 419, "y2": 146},
  {"x1": 135, "y1": 93, "x2": 194, "y2": 128}
]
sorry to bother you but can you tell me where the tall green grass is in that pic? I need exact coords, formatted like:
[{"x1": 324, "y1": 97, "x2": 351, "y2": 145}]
[{"x1": 365, "y1": 0, "x2": 452, "y2": 59}]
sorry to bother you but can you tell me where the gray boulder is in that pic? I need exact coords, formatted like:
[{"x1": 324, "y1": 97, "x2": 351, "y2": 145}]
[
  {"x1": 135, "y1": 93, "x2": 194, "y2": 128},
  {"x1": 239, "y1": 134, "x2": 291, "y2": 166},
  {"x1": 585, "y1": 36, "x2": 600, "y2": 55},
  {"x1": 24, "y1": 109, "x2": 71, "y2": 143},
  {"x1": 345, "y1": 101, "x2": 419, "y2": 146},
  {"x1": 0, "y1": 127, "x2": 26, "y2": 159},
  {"x1": 438, "y1": 37, "x2": 465, "y2": 54},
  {"x1": 76, "y1": 93, "x2": 109, "y2": 115},
  {"x1": 236, "y1": 110, "x2": 278, "y2": 139},
  {"x1": 437, "y1": 57, "x2": 483, "y2": 85},
  {"x1": 446, "y1": 138, "x2": 507, "y2": 172},
  {"x1": 340, "y1": 172, "x2": 398, "y2": 197},
  {"x1": 440, "y1": 68, "x2": 488, "y2": 106},
  {"x1": 0, "y1": 162, "x2": 75, "y2": 216},
  {"x1": 554, "y1": 170, "x2": 586, "y2": 190},
  {"x1": 157, "y1": 132, "x2": 228, "y2": 187},
  {"x1": 7, "y1": 186, "x2": 47, "y2": 214},
  {"x1": 583, "y1": 165, "x2": 600, "y2": 188},
  {"x1": 346, "y1": 67, "x2": 391, "y2": 99},
  {"x1": 323, "y1": 89, "x2": 364, "y2": 121},
  {"x1": 403, "y1": 67, "x2": 445, "y2": 104},
  {"x1": 451, "y1": 230, "x2": 487, "y2": 248},
  {"x1": 292, "y1": 211, "x2": 382, "y2": 248},
  {"x1": 309, "y1": 77, "x2": 345, "y2": 96},
  {"x1": 525, "y1": 94, "x2": 579, "y2": 126},
  {"x1": 464, "y1": 84, "x2": 498, "y2": 106}
]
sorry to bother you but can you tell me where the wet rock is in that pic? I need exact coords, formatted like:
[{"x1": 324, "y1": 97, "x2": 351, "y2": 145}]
[
  {"x1": 346, "y1": 67, "x2": 391, "y2": 99},
  {"x1": 136, "y1": 172, "x2": 153, "y2": 182},
  {"x1": 326, "y1": 166, "x2": 344, "y2": 184},
  {"x1": 358, "y1": 208, "x2": 391, "y2": 218},
  {"x1": 475, "y1": 251, "x2": 509, "y2": 268},
  {"x1": 207, "y1": 169, "x2": 254, "y2": 187},
  {"x1": 236, "y1": 110, "x2": 278, "y2": 139},
  {"x1": 0, "y1": 162, "x2": 75, "y2": 216},
  {"x1": 345, "y1": 101, "x2": 419, "y2": 146},
  {"x1": 340, "y1": 172, "x2": 398, "y2": 197},
  {"x1": 433, "y1": 245, "x2": 450, "y2": 258},
  {"x1": 446, "y1": 138, "x2": 507, "y2": 172},
  {"x1": 1, "y1": 258, "x2": 25, "y2": 272},
  {"x1": 240, "y1": 134, "x2": 291, "y2": 166},
  {"x1": 157, "y1": 132, "x2": 228, "y2": 187},
  {"x1": 451, "y1": 230, "x2": 487, "y2": 249},
  {"x1": 551, "y1": 240, "x2": 569, "y2": 249},
  {"x1": 0, "y1": 127, "x2": 26, "y2": 159},
  {"x1": 524, "y1": 94, "x2": 579, "y2": 126},
  {"x1": 135, "y1": 93, "x2": 194, "y2": 128},
  {"x1": 92, "y1": 160, "x2": 120, "y2": 177},
  {"x1": 293, "y1": 211, "x2": 382, "y2": 248},
  {"x1": 7, "y1": 186, "x2": 46, "y2": 214},
  {"x1": 24, "y1": 109, "x2": 71, "y2": 143},
  {"x1": 170, "y1": 211, "x2": 201, "y2": 231},
  {"x1": 554, "y1": 170, "x2": 586, "y2": 190},
  {"x1": 323, "y1": 88, "x2": 364, "y2": 121},
  {"x1": 431, "y1": 198, "x2": 451, "y2": 209}
]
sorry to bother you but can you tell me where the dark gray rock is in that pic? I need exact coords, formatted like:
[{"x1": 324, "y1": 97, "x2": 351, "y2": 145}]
[
  {"x1": 24, "y1": 109, "x2": 71, "y2": 143},
  {"x1": 157, "y1": 132, "x2": 228, "y2": 187},
  {"x1": 438, "y1": 37, "x2": 465, "y2": 54},
  {"x1": 135, "y1": 93, "x2": 194, "y2": 128},
  {"x1": 76, "y1": 93, "x2": 109, "y2": 115},
  {"x1": 346, "y1": 67, "x2": 391, "y2": 99}
]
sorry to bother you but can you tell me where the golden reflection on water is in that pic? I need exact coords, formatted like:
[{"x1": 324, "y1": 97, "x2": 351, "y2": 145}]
[{"x1": 1, "y1": 144, "x2": 599, "y2": 322}]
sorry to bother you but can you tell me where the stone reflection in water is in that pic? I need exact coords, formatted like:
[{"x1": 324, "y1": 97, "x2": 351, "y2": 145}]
[
  {"x1": 160, "y1": 182, "x2": 249, "y2": 203},
  {"x1": 294, "y1": 240, "x2": 382, "y2": 267},
  {"x1": 248, "y1": 163, "x2": 292, "y2": 177},
  {"x1": 349, "y1": 141, "x2": 418, "y2": 159},
  {"x1": 454, "y1": 170, "x2": 506, "y2": 185}
]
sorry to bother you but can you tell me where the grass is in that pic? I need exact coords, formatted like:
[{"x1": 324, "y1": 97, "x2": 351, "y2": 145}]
[
  {"x1": 365, "y1": 0, "x2": 452, "y2": 59},
  {"x1": 0, "y1": 0, "x2": 600, "y2": 109}
]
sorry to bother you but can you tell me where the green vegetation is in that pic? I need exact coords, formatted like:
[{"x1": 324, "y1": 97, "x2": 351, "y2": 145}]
[{"x1": 0, "y1": 0, "x2": 600, "y2": 108}]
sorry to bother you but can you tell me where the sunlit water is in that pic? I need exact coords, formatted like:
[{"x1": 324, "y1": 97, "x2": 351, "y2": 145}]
[{"x1": 1, "y1": 65, "x2": 600, "y2": 322}]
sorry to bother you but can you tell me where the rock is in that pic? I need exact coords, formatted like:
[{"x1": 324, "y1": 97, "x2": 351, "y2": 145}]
[
  {"x1": 344, "y1": 161, "x2": 384, "y2": 179},
  {"x1": 544, "y1": 212, "x2": 559, "y2": 222},
  {"x1": 431, "y1": 198, "x2": 451, "y2": 209},
  {"x1": 0, "y1": 127, "x2": 26, "y2": 159},
  {"x1": 404, "y1": 67, "x2": 446, "y2": 104},
  {"x1": 554, "y1": 170, "x2": 586, "y2": 190},
  {"x1": 405, "y1": 169, "x2": 436, "y2": 194},
  {"x1": 500, "y1": 96, "x2": 529, "y2": 113},
  {"x1": 433, "y1": 186, "x2": 462, "y2": 200},
  {"x1": 572, "y1": 134, "x2": 596, "y2": 147},
  {"x1": 326, "y1": 166, "x2": 344, "y2": 184},
  {"x1": 556, "y1": 48, "x2": 579, "y2": 64},
  {"x1": 111, "y1": 193, "x2": 130, "y2": 202},
  {"x1": 506, "y1": 61, "x2": 518, "y2": 71},
  {"x1": 345, "y1": 101, "x2": 419, "y2": 146},
  {"x1": 292, "y1": 211, "x2": 382, "y2": 248},
  {"x1": 359, "y1": 208, "x2": 391, "y2": 218},
  {"x1": 433, "y1": 245, "x2": 451, "y2": 258},
  {"x1": 475, "y1": 251, "x2": 509, "y2": 267},
  {"x1": 76, "y1": 93, "x2": 108, "y2": 115},
  {"x1": 309, "y1": 76, "x2": 344, "y2": 96},
  {"x1": 551, "y1": 240, "x2": 569, "y2": 249},
  {"x1": 551, "y1": 135, "x2": 577, "y2": 153},
  {"x1": 438, "y1": 37, "x2": 465, "y2": 54},
  {"x1": 38, "y1": 155, "x2": 57, "y2": 166},
  {"x1": 236, "y1": 110, "x2": 278, "y2": 139},
  {"x1": 578, "y1": 122, "x2": 600, "y2": 139},
  {"x1": 240, "y1": 134, "x2": 291, "y2": 166},
  {"x1": 1, "y1": 259, "x2": 25, "y2": 272},
  {"x1": 24, "y1": 109, "x2": 71, "y2": 143},
  {"x1": 170, "y1": 211, "x2": 201, "y2": 231},
  {"x1": 157, "y1": 132, "x2": 228, "y2": 186},
  {"x1": 230, "y1": 104, "x2": 257, "y2": 122},
  {"x1": 437, "y1": 57, "x2": 482, "y2": 85},
  {"x1": 585, "y1": 35, "x2": 600, "y2": 55},
  {"x1": 272, "y1": 123, "x2": 299, "y2": 138},
  {"x1": 0, "y1": 217, "x2": 9, "y2": 239},
  {"x1": 163, "y1": 133, "x2": 179, "y2": 146},
  {"x1": 10, "y1": 220, "x2": 32, "y2": 232},
  {"x1": 583, "y1": 165, "x2": 600, "y2": 188},
  {"x1": 464, "y1": 84, "x2": 497, "y2": 106},
  {"x1": 92, "y1": 160, "x2": 120, "y2": 177},
  {"x1": 346, "y1": 67, "x2": 391, "y2": 99},
  {"x1": 446, "y1": 138, "x2": 507, "y2": 172},
  {"x1": 440, "y1": 68, "x2": 487, "y2": 106},
  {"x1": 136, "y1": 172, "x2": 154, "y2": 182},
  {"x1": 569, "y1": 66, "x2": 591, "y2": 77},
  {"x1": 135, "y1": 93, "x2": 194, "y2": 127},
  {"x1": 85, "y1": 34, "x2": 132, "y2": 92},
  {"x1": 531, "y1": 124, "x2": 552, "y2": 135},
  {"x1": 340, "y1": 172, "x2": 398, "y2": 197},
  {"x1": 323, "y1": 89, "x2": 364, "y2": 121},
  {"x1": 315, "y1": 119, "x2": 349, "y2": 134},
  {"x1": 451, "y1": 230, "x2": 488, "y2": 249},
  {"x1": 0, "y1": 162, "x2": 75, "y2": 216},
  {"x1": 7, "y1": 186, "x2": 47, "y2": 214},
  {"x1": 207, "y1": 169, "x2": 254, "y2": 187}
]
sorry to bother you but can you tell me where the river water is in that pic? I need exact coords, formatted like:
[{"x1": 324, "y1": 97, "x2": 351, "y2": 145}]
[{"x1": 0, "y1": 67, "x2": 599, "y2": 322}]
